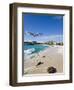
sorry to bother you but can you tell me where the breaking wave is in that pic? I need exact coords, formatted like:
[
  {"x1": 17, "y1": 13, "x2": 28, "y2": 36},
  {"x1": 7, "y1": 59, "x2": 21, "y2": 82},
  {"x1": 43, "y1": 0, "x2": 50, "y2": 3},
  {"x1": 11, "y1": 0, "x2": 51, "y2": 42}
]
[{"x1": 24, "y1": 48, "x2": 35, "y2": 55}]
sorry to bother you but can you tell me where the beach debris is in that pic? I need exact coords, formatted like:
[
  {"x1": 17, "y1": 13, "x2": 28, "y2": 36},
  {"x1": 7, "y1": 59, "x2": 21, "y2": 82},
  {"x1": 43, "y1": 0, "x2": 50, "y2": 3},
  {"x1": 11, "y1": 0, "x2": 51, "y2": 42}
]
[
  {"x1": 36, "y1": 61, "x2": 44, "y2": 66},
  {"x1": 47, "y1": 66, "x2": 57, "y2": 73},
  {"x1": 42, "y1": 56, "x2": 46, "y2": 58}
]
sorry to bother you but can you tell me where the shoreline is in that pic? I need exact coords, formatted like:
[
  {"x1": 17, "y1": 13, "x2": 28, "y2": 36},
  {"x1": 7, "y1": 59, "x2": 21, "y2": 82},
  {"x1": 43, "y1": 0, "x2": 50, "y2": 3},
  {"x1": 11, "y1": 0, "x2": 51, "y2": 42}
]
[{"x1": 24, "y1": 45, "x2": 63, "y2": 75}]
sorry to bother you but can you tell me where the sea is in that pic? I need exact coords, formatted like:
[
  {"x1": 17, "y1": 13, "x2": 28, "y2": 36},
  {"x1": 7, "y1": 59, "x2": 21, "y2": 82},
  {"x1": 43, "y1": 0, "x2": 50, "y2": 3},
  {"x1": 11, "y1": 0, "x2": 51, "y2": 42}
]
[{"x1": 24, "y1": 44, "x2": 48, "y2": 58}]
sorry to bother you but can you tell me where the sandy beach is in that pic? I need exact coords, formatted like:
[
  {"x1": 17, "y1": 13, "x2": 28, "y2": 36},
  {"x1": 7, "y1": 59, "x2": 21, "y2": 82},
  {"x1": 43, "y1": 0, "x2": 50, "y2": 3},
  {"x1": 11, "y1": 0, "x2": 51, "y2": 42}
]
[{"x1": 24, "y1": 45, "x2": 63, "y2": 75}]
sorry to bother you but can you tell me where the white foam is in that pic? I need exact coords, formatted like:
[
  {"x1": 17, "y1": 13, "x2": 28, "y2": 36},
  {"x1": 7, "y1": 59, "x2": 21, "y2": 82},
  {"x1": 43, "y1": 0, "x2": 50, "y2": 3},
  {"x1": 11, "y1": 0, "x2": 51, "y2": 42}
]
[{"x1": 24, "y1": 48, "x2": 35, "y2": 55}]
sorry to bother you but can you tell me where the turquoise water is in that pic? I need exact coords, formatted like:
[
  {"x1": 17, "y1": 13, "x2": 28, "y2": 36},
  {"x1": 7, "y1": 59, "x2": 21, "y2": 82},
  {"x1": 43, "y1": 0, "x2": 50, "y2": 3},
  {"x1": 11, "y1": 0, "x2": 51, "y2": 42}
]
[{"x1": 24, "y1": 44, "x2": 48, "y2": 55}]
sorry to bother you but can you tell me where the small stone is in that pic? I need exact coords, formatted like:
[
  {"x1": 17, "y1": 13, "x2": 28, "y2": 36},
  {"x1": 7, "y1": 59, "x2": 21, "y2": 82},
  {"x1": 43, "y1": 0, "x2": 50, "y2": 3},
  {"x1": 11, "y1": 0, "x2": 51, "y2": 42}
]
[
  {"x1": 36, "y1": 62, "x2": 44, "y2": 66},
  {"x1": 42, "y1": 56, "x2": 46, "y2": 58},
  {"x1": 47, "y1": 66, "x2": 57, "y2": 73}
]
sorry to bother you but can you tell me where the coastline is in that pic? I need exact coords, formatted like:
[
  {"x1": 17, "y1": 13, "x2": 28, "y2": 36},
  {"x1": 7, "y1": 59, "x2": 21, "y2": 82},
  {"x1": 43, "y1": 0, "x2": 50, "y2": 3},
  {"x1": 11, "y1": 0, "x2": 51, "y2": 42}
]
[{"x1": 24, "y1": 45, "x2": 63, "y2": 75}]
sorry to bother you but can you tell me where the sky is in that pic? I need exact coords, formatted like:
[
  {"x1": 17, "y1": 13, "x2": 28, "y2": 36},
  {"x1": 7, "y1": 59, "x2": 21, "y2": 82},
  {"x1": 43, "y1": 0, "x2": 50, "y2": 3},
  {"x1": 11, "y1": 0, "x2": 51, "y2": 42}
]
[{"x1": 23, "y1": 13, "x2": 63, "y2": 43}]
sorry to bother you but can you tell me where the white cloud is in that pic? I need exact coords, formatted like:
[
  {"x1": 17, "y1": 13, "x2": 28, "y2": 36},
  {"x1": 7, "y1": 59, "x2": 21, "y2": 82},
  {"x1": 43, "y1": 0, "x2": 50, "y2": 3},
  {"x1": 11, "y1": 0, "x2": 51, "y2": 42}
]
[
  {"x1": 24, "y1": 34, "x2": 63, "y2": 43},
  {"x1": 36, "y1": 35, "x2": 63, "y2": 42}
]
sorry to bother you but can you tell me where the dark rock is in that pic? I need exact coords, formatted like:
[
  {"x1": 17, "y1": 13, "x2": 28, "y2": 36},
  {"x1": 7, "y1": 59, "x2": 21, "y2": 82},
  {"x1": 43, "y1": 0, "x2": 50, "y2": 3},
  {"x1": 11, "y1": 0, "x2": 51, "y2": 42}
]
[
  {"x1": 36, "y1": 61, "x2": 44, "y2": 66},
  {"x1": 42, "y1": 56, "x2": 46, "y2": 58},
  {"x1": 47, "y1": 66, "x2": 57, "y2": 73}
]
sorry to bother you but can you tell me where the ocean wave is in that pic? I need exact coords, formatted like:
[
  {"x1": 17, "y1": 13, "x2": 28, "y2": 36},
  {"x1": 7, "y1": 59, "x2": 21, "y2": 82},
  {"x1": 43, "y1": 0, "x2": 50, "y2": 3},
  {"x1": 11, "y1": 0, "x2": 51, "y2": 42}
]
[{"x1": 24, "y1": 48, "x2": 35, "y2": 55}]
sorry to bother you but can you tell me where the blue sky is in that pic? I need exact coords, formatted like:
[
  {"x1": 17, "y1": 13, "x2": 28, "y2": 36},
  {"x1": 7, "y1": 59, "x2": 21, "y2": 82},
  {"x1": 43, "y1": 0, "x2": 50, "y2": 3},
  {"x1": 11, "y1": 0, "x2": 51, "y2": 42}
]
[{"x1": 23, "y1": 13, "x2": 63, "y2": 43}]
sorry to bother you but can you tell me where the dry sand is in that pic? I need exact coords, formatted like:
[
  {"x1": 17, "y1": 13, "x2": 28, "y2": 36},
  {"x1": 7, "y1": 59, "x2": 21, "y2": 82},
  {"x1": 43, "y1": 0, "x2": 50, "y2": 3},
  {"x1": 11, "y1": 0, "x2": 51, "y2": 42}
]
[{"x1": 24, "y1": 45, "x2": 63, "y2": 75}]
